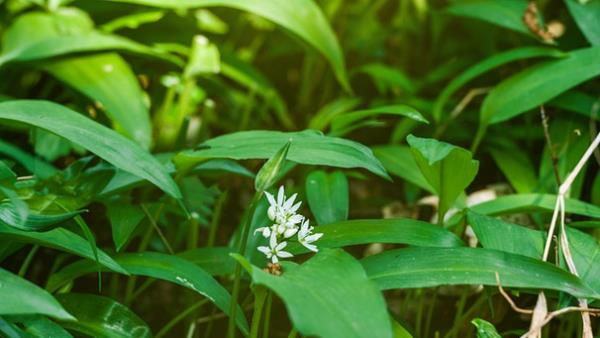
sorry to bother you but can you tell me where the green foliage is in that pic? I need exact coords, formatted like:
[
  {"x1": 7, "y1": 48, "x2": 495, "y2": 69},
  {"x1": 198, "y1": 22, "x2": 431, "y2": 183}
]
[{"x1": 1, "y1": 0, "x2": 600, "y2": 336}]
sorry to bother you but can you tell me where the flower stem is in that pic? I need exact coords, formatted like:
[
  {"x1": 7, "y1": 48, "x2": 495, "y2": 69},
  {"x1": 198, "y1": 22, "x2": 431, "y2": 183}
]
[
  {"x1": 227, "y1": 191, "x2": 263, "y2": 338},
  {"x1": 249, "y1": 287, "x2": 268, "y2": 338}
]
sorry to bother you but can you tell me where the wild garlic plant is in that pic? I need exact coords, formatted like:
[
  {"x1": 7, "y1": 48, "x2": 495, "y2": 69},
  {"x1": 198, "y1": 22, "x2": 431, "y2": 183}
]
[{"x1": 255, "y1": 186, "x2": 323, "y2": 264}]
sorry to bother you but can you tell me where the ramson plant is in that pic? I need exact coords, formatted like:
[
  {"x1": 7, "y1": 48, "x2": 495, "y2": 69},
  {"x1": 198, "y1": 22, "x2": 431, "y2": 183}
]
[{"x1": 255, "y1": 186, "x2": 323, "y2": 264}]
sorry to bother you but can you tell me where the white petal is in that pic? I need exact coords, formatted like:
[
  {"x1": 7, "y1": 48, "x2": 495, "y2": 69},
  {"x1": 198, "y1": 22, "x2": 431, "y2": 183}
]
[
  {"x1": 303, "y1": 243, "x2": 318, "y2": 252},
  {"x1": 269, "y1": 232, "x2": 278, "y2": 248},
  {"x1": 277, "y1": 186, "x2": 285, "y2": 205},
  {"x1": 283, "y1": 227, "x2": 298, "y2": 238},
  {"x1": 271, "y1": 255, "x2": 279, "y2": 263},
  {"x1": 267, "y1": 206, "x2": 276, "y2": 221},
  {"x1": 265, "y1": 191, "x2": 276, "y2": 206},
  {"x1": 262, "y1": 227, "x2": 272, "y2": 238},
  {"x1": 306, "y1": 233, "x2": 323, "y2": 242},
  {"x1": 284, "y1": 193, "x2": 297, "y2": 209},
  {"x1": 277, "y1": 250, "x2": 293, "y2": 258},
  {"x1": 290, "y1": 201, "x2": 302, "y2": 213},
  {"x1": 275, "y1": 240, "x2": 288, "y2": 251},
  {"x1": 257, "y1": 246, "x2": 270, "y2": 255}
]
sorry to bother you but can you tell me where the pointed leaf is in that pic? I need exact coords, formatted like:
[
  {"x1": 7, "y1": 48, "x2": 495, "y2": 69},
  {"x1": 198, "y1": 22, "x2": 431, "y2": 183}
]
[
  {"x1": 305, "y1": 170, "x2": 348, "y2": 225},
  {"x1": 0, "y1": 100, "x2": 181, "y2": 198}
]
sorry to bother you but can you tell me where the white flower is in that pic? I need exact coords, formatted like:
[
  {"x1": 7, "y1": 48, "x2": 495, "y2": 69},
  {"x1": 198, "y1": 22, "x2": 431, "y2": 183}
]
[
  {"x1": 265, "y1": 186, "x2": 302, "y2": 227},
  {"x1": 254, "y1": 226, "x2": 272, "y2": 238},
  {"x1": 257, "y1": 233, "x2": 293, "y2": 263},
  {"x1": 297, "y1": 219, "x2": 323, "y2": 252}
]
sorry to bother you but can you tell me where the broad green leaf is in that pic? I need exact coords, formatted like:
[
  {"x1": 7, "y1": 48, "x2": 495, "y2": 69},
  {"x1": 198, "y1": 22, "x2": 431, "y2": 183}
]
[
  {"x1": 372, "y1": 145, "x2": 433, "y2": 192},
  {"x1": 174, "y1": 130, "x2": 389, "y2": 179},
  {"x1": 330, "y1": 105, "x2": 427, "y2": 136},
  {"x1": 308, "y1": 97, "x2": 362, "y2": 131},
  {"x1": 433, "y1": 46, "x2": 565, "y2": 121},
  {"x1": 391, "y1": 318, "x2": 413, "y2": 338},
  {"x1": 46, "y1": 252, "x2": 249, "y2": 334},
  {"x1": 549, "y1": 90, "x2": 599, "y2": 119},
  {"x1": 287, "y1": 218, "x2": 464, "y2": 254},
  {"x1": 469, "y1": 194, "x2": 600, "y2": 218},
  {"x1": 407, "y1": 135, "x2": 479, "y2": 219},
  {"x1": 100, "y1": 158, "x2": 252, "y2": 197},
  {"x1": 100, "y1": 10, "x2": 165, "y2": 33},
  {"x1": 305, "y1": 170, "x2": 348, "y2": 225},
  {"x1": 0, "y1": 100, "x2": 181, "y2": 199},
  {"x1": 8, "y1": 315, "x2": 73, "y2": 338},
  {"x1": 56, "y1": 293, "x2": 151, "y2": 338},
  {"x1": 565, "y1": 0, "x2": 600, "y2": 46},
  {"x1": 0, "y1": 317, "x2": 28, "y2": 338},
  {"x1": 472, "y1": 318, "x2": 502, "y2": 338},
  {"x1": 0, "y1": 268, "x2": 74, "y2": 320},
  {"x1": 32, "y1": 129, "x2": 73, "y2": 162},
  {"x1": 0, "y1": 9, "x2": 179, "y2": 67},
  {"x1": 178, "y1": 247, "x2": 235, "y2": 275},
  {"x1": 469, "y1": 211, "x2": 600, "y2": 296},
  {"x1": 446, "y1": 0, "x2": 532, "y2": 36},
  {"x1": 42, "y1": 53, "x2": 152, "y2": 149},
  {"x1": 103, "y1": 0, "x2": 350, "y2": 90},
  {"x1": 361, "y1": 247, "x2": 598, "y2": 299},
  {"x1": 489, "y1": 143, "x2": 538, "y2": 193},
  {"x1": 468, "y1": 211, "x2": 544, "y2": 258},
  {"x1": 481, "y1": 46, "x2": 600, "y2": 124},
  {"x1": 0, "y1": 223, "x2": 126, "y2": 273},
  {"x1": 565, "y1": 228, "x2": 600, "y2": 294},
  {"x1": 106, "y1": 202, "x2": 145, "y2": 252},
  {"x1": 0, "y1": 205, "x2": 83, "y2": 232},
  {"x1": 234, "y1": 249, "x2": 392, "y2": 338}
]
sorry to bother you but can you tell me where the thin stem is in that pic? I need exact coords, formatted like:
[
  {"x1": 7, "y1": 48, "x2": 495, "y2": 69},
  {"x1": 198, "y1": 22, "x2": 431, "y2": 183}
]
[
  {"x1": 540, "y1": 106, "x2": 561, "y2": 187},
  {"x1": 249, "y1": 287, "x2": 268, "y2": 338},
  {"x1": 227, "y1": 191, "x2": 263, "y2": 338},
  {"x1": 262, "y1": 292, "x2": 273, "y2": 338},
  {"x1": 18, "y1": 245, "x2": 39, "y2": 277},
  {"x1": 141, "y1": 204, "x2": 174, "y2": 254},
  {"x1": 207, "y1": 191, "x2": 228, "y2": 247},
  {"x1": 156, "y1": 299, "x2": 209, "y2": 338}
]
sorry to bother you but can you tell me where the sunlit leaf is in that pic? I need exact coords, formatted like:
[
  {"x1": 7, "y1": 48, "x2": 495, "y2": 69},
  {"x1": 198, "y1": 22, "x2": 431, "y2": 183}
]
[{"x1": 233, "y1": 249, "x2": 393, "y2": 338}]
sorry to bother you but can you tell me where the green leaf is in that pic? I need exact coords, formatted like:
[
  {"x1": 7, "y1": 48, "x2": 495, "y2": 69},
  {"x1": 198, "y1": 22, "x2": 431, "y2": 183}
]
[
  {"x1": 549, "y1": 90, "x2": 599, "y2": 119},
  {"x1": 407, "y1": 135, "x2": 479, "y2": 219},
  {"x1": 287, "y1": 218, "x2": 464, "y2": 255},
  {"x1": 46, "y1": 252, "x2": 249, "y2": 334},
  {"x1": 489, "y1": 143, "x2": 538, "y2": 193},
  {"x1": 0, "y1": 139, "x2": 57, "y2": 179},
  {"x1": 254, "y1": 142, "x2": 290, "y2": 191},
  {"x1": 372, "y1": 145, "x2": 434, "y2": 192},
  {"x1": 0, "y1": 9, "x2": 179, "y2": 67},
  {"x1": 0, "y1": 100, "x2": 181, "y2": 199},
  {"x1": 469, "y1": 194, "x2": 600, "y2": 218},
  {"x1": 0, "y1": 268, "x2": 74, "y2": 320},
  {"x1": 233, "y1": 249, "x2": 392, "y2": 338},
  {"x1": 0, "y1": 223, "x2": 126, "y2": 274},
  {"x1": 481, "y1": 46, "x2": 600, "y2": 124},
  {"x1": 41, "y1": 53, "x2": 152, "y2": 149},
  {"x1": 0, "y1": 204, "x2": 83, "y2": 232},
  {"x1": 564, "y1": 228, "x2": 600, "y2": 295},
  {"x1": 433, "y1": 46, "x2": 565, "y2": 121},
  {"x1": 102, "y1": 0, "x2": 350, "y2": 90},
  {"x1": 353, "y1": 63, "x2": 415, "y2": 95},
  {"x1": 472, "y1": 318, "x2": 502, "y2": 338},
  {"x1": 56, "y1": 293, "x2": 151, "y2": 338},
  {"x1": 178, "y1": 247, "x2": 235, "y2": 275},
  {"x1": 106, "y1": 202, "x2": 145, "y2": 252},
  {"x1": 308, "y1": 97, "x2": 362, "y2": 131},
  {"x1": 361, "y1": 247, "x2": 598, "y2": 299},
  {"x1": 305, "y1": 170, "x2": 348, "y2": 225},
  {"x1": 8, "y1": 315, "x2": 73, "y2": 338},
  {"x1": 330, "y1": 105, "x2": 427, "y2": 136},
  {"x1": 174, "y1": 130, "x2": 389, "y2": 179},
  {"x1": 565, "y1": 0, "x2": 600, "y2": 46},
  {"x1": 467, "y1": 211, "x2": 544, "y2": 259},
  {"x1": 446, "y1": 0, "x2": 532, "y2": 37}
]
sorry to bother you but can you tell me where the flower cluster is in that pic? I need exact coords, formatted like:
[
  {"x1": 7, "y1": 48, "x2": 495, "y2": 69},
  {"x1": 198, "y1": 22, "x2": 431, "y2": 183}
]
[{"x1": 255, "y1": 186, "x2": 322, "y2": 264}]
